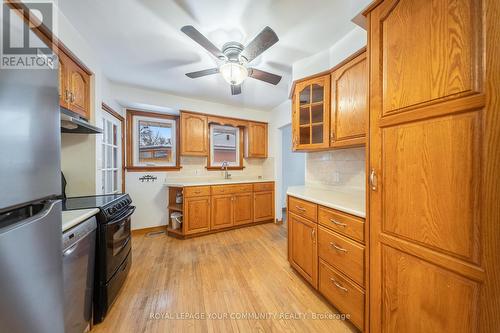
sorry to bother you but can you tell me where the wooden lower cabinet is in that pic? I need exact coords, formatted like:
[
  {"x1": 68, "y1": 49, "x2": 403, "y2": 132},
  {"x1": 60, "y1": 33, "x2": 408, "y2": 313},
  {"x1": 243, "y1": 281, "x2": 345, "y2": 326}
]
[
  {"x1": 287, "y1": 195, "x2": 366, "y2": 331},
  {"x1": 319, "y1": 260, "x2": 364, "y2": 331},
  {"x1": 168, "y1": 182, "x2": 274, "y2": 238},
  {"x1": 233, "y1": 192, "x2": 253, "y2": 225},
  {"x1": 289, "y1": 212, "x2": 318, "y2": 288},
  {"x1": 184, "y1": 196, "x2": 210, "y2": 235},
  {"x1": 253, "y1": 190, "x2": 274, "y2": 222},
  {"x1": 211, "y1": 194, "x2": 233, "y2": 230}
]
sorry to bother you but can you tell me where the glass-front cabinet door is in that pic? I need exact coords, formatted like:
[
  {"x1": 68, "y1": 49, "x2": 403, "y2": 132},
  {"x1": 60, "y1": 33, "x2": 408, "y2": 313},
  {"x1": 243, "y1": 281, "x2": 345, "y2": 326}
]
[{"x1": 292, "y1": 75, "x2": 330, "y2": 150}]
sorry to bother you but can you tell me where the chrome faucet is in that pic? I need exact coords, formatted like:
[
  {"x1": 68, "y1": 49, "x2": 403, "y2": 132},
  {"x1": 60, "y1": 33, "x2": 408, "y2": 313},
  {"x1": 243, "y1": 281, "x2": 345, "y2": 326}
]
[{"x1": 221, "y1": 161, "x2": 231, "y2": 179}]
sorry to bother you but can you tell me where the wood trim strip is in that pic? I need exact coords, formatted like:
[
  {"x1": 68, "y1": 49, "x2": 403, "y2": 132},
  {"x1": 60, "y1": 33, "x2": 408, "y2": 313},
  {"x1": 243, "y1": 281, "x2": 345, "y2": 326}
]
[
  {"x1": 289, "y1": 47, "x2": 367, "y2": 99},
  {"x1": 125, "y1": 109, "x2": 181, "y2": 171},
  {"x1": 181, "y1": 110, "x2": 268, "y2": 126},
  {"x1": 379, "y1": 233, "x2": 485, "y2": 282},
  {"x1": 131, "y1": 225, "x2": 166, "y2": 236},
  {"x1": 331, "y1": 137, "x2": 365, "y2": 149},
  {"x1": 102, "y1": 103, "x2": 126, "y2": 193},
  {"x1": 378, "y1": 94, "x2": 486, "y2": 128}
]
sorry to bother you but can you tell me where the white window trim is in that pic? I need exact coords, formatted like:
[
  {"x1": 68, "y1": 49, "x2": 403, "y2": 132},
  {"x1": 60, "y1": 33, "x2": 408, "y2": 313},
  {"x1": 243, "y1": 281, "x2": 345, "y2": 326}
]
[
  {"x1": 101, "y1": 113, "x2": 122, "y2": 194},
  {"x1": 132, "y1": 115, "x2": 177, "y2": 167},
  {"x1": 210, "y1": 124, "x2": 240, "y2": 167}
]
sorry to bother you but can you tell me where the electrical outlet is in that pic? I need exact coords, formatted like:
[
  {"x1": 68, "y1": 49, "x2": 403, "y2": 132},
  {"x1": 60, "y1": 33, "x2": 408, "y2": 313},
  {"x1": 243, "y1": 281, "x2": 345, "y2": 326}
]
[{"x1": 333, "y1": 171, "x2": 340, "y2": 183}]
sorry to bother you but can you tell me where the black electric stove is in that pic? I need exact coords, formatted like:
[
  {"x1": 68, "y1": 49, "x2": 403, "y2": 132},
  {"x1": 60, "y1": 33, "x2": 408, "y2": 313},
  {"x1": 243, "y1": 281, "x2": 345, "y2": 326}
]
[{"x1": 63, "y1": 193, "x2": 134, "y2": 324}]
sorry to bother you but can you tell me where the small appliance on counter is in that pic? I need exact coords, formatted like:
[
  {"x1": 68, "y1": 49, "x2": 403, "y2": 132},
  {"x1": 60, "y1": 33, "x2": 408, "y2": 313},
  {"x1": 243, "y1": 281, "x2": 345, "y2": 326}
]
[{"x1": 62, "y1": 193, "x2": 135, "y2": 323}]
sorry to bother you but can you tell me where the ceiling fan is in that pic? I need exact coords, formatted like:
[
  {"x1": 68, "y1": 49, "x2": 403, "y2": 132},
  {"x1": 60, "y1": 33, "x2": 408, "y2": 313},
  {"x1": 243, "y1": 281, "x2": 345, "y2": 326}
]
[{"x1": 181, "y1": 25, "x2": 282, "y2": 95}]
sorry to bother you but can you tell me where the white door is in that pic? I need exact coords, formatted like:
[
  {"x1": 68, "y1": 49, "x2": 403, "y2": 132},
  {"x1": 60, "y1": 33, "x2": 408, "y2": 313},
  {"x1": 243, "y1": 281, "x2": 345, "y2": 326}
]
[{"x1": 101, "y1": 111, "x2": 122, "y2": 194}]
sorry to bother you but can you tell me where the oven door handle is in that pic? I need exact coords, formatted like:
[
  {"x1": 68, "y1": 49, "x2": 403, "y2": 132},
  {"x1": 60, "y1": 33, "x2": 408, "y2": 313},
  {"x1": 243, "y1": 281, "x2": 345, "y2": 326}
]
[{"x1": 108, "y1": 206, "x2": 136, "y2": 225}]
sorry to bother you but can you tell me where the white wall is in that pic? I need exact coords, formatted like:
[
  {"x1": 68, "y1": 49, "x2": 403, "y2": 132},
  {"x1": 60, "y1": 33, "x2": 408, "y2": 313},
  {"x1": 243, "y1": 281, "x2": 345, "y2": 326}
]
[
  {"x1": 268, "y1": 99, "x2": 292, "y2": 221},
  {"x1": 281, "y1": 125, "x2": 305, "y2": 208},
  {"x1": 291, "y1": 26, "x2": 367, "y2": 82}
]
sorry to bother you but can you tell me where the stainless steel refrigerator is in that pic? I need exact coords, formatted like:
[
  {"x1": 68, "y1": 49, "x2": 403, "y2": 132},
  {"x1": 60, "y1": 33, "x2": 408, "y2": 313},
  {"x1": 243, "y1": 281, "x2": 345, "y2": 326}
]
[{"x1": 0, "y1": 13, "x2": 65, "y2": 333}]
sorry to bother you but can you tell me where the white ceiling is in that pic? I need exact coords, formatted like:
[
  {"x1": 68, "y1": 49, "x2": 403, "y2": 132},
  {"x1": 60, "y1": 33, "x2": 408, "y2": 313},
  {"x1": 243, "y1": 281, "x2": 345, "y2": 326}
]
[{"x1": 59, "y1": 0, "x2": 365, "y2": 111}]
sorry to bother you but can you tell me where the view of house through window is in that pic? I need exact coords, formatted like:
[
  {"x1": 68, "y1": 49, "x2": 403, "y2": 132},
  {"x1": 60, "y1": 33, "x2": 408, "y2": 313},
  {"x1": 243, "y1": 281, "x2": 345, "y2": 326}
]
[
  {"x1": 210, "y1": 124, "x2": 240, "y2": 167},
  {"x1": 130, "y1": 113, "x2": 177, "y2": 167},
  {"x1": 138, "y1": 120, "x2": 173, "y2": 164}
]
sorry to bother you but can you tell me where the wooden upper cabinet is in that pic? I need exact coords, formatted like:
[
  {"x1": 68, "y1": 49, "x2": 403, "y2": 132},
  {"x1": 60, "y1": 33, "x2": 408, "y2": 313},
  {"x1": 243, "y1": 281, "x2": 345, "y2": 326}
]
[
  {"x1": 367, "y1": 0, "x2": 495, "y2": 332},
  {"x1": 58, "y1": 51, "x2": 91, "y2": 120},
  {"x1": 180, "y1": 111, "x2": 208, "y2": 156},
  {"x1": 67, "y1": 63, "x2": 89, "y2": 118},
  {"x1": 380, "y1": 0, "x2": 480, "y2": 115},
  {"x1": 330, "y1": 52, "x2": 367, "y2": 148},
  {"x1": 292, "y1": 75, "x2": 330, "y2": 150},
  {"x1": 58, "y1": 53, "x2": 69, "y2": 110},
  {"x1": 245, "y1": 122, "x2": 268, "y2": 158}
]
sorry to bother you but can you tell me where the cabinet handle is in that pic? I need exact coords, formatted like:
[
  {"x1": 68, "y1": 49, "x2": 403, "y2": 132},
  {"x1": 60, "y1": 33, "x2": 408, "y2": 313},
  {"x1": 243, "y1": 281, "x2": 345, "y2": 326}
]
[
  {"x1": 370, "y1": 169, "x2": 377, "y2": 191},
  {"x1": 295, "y1": 206, "x2": 306, "y2": 212},
  {"x1": 330, "y1": 219, "x2": 346, "y2": 227},
  {"x1": 65, "y1": 89, "x2": 71, "y2": 102},
  {"x1": 194, "y1": 190, "x2": 201, "y2": 194},
  {"x1": 330, "y1": 278, "x2": 348, "y2": 292},
  {"x1": 330, "y1": 242, "x2": 348, "y2": 253},
  {"x1": 311, "y1": 228, "x2": 315, "y2": 242}
]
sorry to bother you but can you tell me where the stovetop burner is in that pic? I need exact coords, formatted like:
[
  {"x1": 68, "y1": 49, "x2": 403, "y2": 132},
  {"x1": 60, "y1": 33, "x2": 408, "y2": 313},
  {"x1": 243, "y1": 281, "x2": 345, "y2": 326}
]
[{"x1": 62, "y1": 194, "x2": 128, "y2": 211}]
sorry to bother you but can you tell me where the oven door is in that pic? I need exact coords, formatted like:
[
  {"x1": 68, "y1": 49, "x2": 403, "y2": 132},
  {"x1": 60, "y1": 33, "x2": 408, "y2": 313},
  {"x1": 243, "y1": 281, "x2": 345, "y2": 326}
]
[{"x1": 105, "y1": 206, "x2": 134, "y2": 281}]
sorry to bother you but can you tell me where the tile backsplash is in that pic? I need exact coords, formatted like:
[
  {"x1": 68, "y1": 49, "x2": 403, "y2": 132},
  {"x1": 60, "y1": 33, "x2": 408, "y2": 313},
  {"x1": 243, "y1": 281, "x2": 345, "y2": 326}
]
[{"x1": 305, "y1": 147, "x2": 365, "y2": 190}]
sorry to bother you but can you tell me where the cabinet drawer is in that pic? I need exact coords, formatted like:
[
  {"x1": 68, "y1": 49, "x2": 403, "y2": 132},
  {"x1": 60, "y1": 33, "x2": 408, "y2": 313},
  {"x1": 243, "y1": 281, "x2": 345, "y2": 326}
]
[
  {"x1": 253, "y1": 182, "x2": 274, "y2": 192},
  {"x1": 184, "y1": 186, "x2": 211, "y2": 198},
  {"x1": 318, "y1": 226, "x2": 364, "y2": 286},
  {"x1": 211, "y1": 184, "x2": 253, "y2": 195},
  {"x1": 319, "y1": 260, "x2": 364, "y2": 331},
  {"x1": 318, "y1": 206, "x2": 365, "y2": 243},
  {"x1": 288, "y1": 196, "x2": 317, "y2": 222}
]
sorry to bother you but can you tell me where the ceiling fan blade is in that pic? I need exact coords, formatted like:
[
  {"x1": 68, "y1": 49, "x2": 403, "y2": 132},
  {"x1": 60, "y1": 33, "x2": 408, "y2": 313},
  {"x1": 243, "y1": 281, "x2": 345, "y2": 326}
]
[
  {"x1": 181, "y1": 25, "x2": 225, "y2": 59},
  {"x1": 185, "y1": 68, "x2": 219, "y2": 78},
  {"x1": 248, "y1": 68, "x2": 282, "y2": 85},
  {"x1": 231, "y1": 84, "x2": 242, "y2": 95},
  {"x1": 241, "y1": 26, "x2": 279, "y2": 63}
]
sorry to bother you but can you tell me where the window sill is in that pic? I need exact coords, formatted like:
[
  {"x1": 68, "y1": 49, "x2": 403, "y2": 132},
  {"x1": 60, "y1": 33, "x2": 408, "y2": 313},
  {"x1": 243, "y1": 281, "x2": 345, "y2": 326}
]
[
  {"x1": 126, "y1": 166, "x2": 182, "y2": 172},
  {"x1": 206, "y1": 166, "x2": 245, "y2": 171}
]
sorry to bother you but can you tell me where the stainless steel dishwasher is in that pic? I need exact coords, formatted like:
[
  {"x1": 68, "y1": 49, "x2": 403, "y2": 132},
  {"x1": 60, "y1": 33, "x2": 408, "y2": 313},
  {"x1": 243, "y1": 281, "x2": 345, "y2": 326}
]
[{"x1": 63, "y1": 216, "x2": 97, "y2": 333}]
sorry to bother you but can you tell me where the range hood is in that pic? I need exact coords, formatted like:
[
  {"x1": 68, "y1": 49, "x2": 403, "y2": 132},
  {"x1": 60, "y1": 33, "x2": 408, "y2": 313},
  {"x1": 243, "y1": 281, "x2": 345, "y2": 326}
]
[{"x1": 60, "y1": 108, "x2": 102, "y2": 134}]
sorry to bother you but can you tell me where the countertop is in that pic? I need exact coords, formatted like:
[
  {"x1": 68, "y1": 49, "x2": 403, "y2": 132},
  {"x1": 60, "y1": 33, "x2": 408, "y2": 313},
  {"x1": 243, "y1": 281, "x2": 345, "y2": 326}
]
[
  {"x1": 62, "y1": 208, "x2": 100, "y2": 232},
  {"x1": 165, "y1": 178, "x2": 275, "y2": 187},
  {"x1": 286, "y1": 186, "x2": 365, "y2": 218}
]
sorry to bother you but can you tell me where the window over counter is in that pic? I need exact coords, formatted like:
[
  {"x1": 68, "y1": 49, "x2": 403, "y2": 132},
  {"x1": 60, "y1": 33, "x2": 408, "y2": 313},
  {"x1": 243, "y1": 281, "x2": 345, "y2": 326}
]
[
  {"x1": 126, "y1": 110, "x2": 180, "y2": 171},
  {"x1": 208, "y1": 124, "x2": 243, "y2": 170}
]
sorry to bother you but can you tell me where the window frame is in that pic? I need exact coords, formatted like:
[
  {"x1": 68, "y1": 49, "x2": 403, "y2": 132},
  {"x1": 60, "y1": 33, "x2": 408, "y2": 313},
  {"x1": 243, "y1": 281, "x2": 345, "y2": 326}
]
[
  {"x1": 126, "y1": 109, "x2": 181, "y2": 171},
  {"x1": 102, "y1": 103, "x2": 125, "y2": 193},
  {"x1": 207, "y1": 123, "x2": 244, "y2": 170},
  {"x1": 101, "y1": 109, "x2": 122, "y2": 194}
]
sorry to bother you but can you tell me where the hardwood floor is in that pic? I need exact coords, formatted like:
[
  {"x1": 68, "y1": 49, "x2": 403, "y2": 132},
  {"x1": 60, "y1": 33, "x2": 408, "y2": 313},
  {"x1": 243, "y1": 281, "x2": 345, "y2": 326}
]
[{"x1": 92, "y1": 223, "x2": 357, "y2": 333}]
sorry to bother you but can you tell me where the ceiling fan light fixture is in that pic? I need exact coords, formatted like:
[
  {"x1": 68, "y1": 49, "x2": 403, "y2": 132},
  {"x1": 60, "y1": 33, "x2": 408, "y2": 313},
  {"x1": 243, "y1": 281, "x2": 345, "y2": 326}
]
[{"x1": 219, "y1": 62, "x2": 248, "y2": 85}]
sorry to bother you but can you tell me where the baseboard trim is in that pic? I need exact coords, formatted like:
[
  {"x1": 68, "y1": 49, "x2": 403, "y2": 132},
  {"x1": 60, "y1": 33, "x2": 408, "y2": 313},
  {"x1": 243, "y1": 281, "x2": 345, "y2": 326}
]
[{"x1": 131, "y1": 225, "x2": 166, "y2": 236}]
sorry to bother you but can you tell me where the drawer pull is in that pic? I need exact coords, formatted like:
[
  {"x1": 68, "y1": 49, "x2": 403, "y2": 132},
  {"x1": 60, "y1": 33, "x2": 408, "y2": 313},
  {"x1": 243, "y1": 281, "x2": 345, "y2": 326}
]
[
  {"x1": 295, "y1": 206, "x2": 306, "y2": 212},
  {"x1": 330, "y1": 278, "x2": 348, "y2": 292},
  {"x1": 330, "y1": 242, "x2": 348, "y2": 253},
  {"x1": 330, "y1": 218, "x2": 347, "y2": 227},
  {"x1": 194, "y1": 191, "x2": 201, "y2": 194}
]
